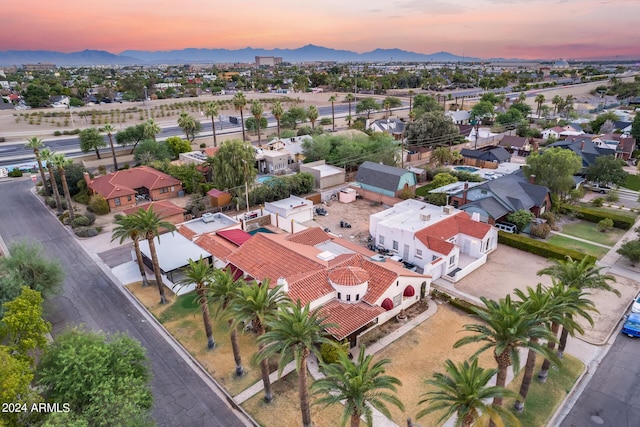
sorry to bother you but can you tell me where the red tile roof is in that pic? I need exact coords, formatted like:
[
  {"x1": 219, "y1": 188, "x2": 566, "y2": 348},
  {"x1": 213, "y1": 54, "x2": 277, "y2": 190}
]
[
  {"x1": 328, "y1": 266, "x2": 369, "y2": 287},
  {"x1": 88, "y1": 166, "x2": 181, "y2": 200},
  {"x1": 207, "y1": 188, "x2": 230, "y2": 198},
  {"x1": 319, "y1": 300, "x2": 385, "y2": 340},
  {"x1": 286, "y1": 270, "x2": 334, "y2": 306},
  {"x1": 203, "y1": 147, "x2": 220, "y2": 157},
  {"x1": 177, "y1": 226, "x2": 197, "y2": 241},
  {"x1": 285, "y1": 227, "x2": 331, "y2": 246},
  {"x1": 217, "y1": 229, "x2": 253, "y2": 246},
  {"x1": 194, "y1": 233, "x2": 237, "y2": 261},
  {"x1": 123, "y1": 200, "x2": 185, "y2": 218},
  {"x1": 415, "y1": 212, "x2": 491, "y2": 256}
]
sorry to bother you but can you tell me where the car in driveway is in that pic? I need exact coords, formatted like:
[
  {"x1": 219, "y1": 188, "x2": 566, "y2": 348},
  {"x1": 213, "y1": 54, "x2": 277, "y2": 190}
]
[
  {"x1": 621, "y1": 313, "x2": 640, "y2": 337},
  {"x1": 631, "y1": 295, "x2": 640, "y2": 314}
]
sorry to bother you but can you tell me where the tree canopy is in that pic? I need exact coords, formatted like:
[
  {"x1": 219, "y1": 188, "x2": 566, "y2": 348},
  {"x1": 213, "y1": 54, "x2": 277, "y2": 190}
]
[
  {"x1": 212, "y1": 140, "x2": 257, "y2": 191},
  {"x1": 355, "y1": 97, "x2": 380, "y2": 119},
  {"x1": 302, "y1": 133, "x2": 398, "y2": 171},
  {"x1": 404, "y1": 111, "x2": 461, "y2": 148},
  {"x1": 523, "y1": 147, "x2": 582, "y2": 195},
  {"x1": 165, "y1": 136, "x2": 191, "y2": 158},
  {"x1": 586, "y1": 155, "x2": 628, "y2": 186}
]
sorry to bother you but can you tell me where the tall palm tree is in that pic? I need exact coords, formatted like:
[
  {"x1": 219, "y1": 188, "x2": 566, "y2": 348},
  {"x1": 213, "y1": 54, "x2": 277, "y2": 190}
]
[
  {"x1": 408, "y1": 89, "x2": 414, "y2": 115},
  {"x1": 538, "y1": 257, "x2": 617, "y2": 358},
  {"x1": 205, "y1": 101, "x2": 219, "y2": 147},
  {"x1": 129, "y1": 207, "x2": 177, "y2": 304},
  {"x1": 25, "y1": 137, "x2": 49, "y2": 196},
  {"x1": 454, "y1": 295, "x2": 557, "y2": 408},
  {"x1": 383, "y1": 99, "x2": 391, "y2": 118},
  {"x1": 344, "y1": 93, "x2": 355, "y2": 126},
  {"x1": 102, "y1": 123, "x2": 118, "y2": 171},
  {"x1": 307, "y1": 105, "x2": 319, "y2": 129},
  {"x1": 534, "y1": 94, "x2": 545, "y2": 118},
  {"x1": 111, "y1": 213, "x2": 149, "y2": 287},
  {"x1": 144, "y1": 118, "x2": 161, "y2": 142},
  {"x1": 512, "y1": 284, "x2": 581, "y2": 412},
  {"x1": 229, "y1": 280, "x2": 288, "y2": 402},
  {"x1": 233, "y1": 92, "x2": 248, "y2": 142},
  {"x1": 312, "y1": 345, "x2": 404, "y2": 427},
  {"x1": 52, "y1": 153, "x2": 75, "y2": 221},
  {"x1": 551, "y1": 95, "x2": 563, "y2": 115},
  {"x1": 328, "y1": 95, "x2": 336, "y2": 132},
  {"x1": 564, "y1": 94, "x2": 575, "y2": 117},
  {"x1": 250, "y1": 100, "x2": 264, "y2": 145},
  {"x1": 181, "y1": 257, "x2": 215, "y2": 349},
  {"x1": 417, "y1": 358, "x2": 520, "y2": 427},
  {"x1": 271, "y1": 100, "x2": 284, "y2": 138},
  {"x1": 208, "y1": 267, "x2": 246, "y2": 376},
  {"x1": 257, "y1": 301, "x2": 335, "y2": 427},
  {"x1": 40, "y1": 148, "x2": 62, "y2": 213},
  {"x1": 178, "y1": 112, "x2": 197, "y2": 142}
]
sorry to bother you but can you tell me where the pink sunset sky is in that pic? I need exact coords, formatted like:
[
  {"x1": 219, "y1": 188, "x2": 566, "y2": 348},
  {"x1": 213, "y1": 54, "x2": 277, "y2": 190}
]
[{"x1": 3, "y1": 0, "x2": 639, "y2": 60}]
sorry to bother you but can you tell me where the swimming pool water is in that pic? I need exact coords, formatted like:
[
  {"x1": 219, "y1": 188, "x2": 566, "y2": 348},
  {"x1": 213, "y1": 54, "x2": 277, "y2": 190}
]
[{"x1": 453, "y1": 166, "x2": 479, "y2": 173}]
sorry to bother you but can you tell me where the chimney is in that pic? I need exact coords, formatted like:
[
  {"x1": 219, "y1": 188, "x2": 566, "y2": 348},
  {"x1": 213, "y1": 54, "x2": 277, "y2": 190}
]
[
  {"x1": 462, "y1": 182, "x2": 469, "y2": 205},
  {"x1": 83, "y1": 172, "x2": 91, "y2": 187},
  {"x1": 529, "y1": 174, "x2": 536, "y2": 184},
  {"x1": 580, "y1": 140, "x2": 585, "y2": 151}
]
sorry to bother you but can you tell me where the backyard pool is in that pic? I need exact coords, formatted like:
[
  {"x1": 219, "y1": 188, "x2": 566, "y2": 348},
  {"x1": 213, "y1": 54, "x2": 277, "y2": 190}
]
[
  {"x1": 453, "y1": 166, "x2": 480, "y2": 173},
  {"x1": 256, "y1": 176, "x2": 274, "y2": 184}
]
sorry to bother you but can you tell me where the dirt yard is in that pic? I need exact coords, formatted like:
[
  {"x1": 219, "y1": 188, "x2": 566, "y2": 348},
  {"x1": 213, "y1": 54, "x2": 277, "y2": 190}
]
[
  {"x1": 312, "y1": 198, "x2": 387, "y2": 248},
  {"x1": 450, "y1": 245, "x2": 639, "y2": 344}
]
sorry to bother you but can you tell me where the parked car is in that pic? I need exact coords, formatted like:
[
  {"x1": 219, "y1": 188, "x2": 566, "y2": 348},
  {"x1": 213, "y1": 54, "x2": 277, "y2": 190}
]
[
  {"x1": 584, "y1": 182, "x2": 612, "y2": 194},
  {"x1": 495, "y1": 222, "x2": 517, "y2": 233},
  {"x1": 631, "y1": 295, "x2": 640, "y2": 314},
  {"x1": 621, "y1": 313, "x2": 640, "y2": 337},
  {"x1": 315, "y1": 207, "x2": 328, "y2": 216}
]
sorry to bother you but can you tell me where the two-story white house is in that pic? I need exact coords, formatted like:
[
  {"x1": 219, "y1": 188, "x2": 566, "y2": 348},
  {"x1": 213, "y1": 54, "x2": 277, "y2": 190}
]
[{"x1": 370, "y1": 200, "x2": 497, "y2": 282}]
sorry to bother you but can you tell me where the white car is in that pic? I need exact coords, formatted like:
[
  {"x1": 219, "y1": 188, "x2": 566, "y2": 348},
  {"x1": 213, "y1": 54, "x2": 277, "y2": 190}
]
[{"x1": 631, "y1": 295, "x2": 640, "y2": 314}]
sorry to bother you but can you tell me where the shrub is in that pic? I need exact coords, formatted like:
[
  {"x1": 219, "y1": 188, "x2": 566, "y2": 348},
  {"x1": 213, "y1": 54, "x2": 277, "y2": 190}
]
[
  {"x1": 74, "y1": 227, "x2": 99, "y2": 238},
  {"x1": 597, "y1": 218, "x2": 614, "y2": 232},
  {"x1": 8, "y1": 169, "x2": 23, "y2": 177},
  {"x1": 497, "y1": 231, "x2": 597, "y2": 263},
  {"x1": 398, "y1": 187, "x2": 416, "y2": 200},
  {"x1": 199, "y1": 143, "x2": 206, "y2": 148},
  {"x1": 53, "y1": 131, "x2": 62, "y2": 136},
  {"x1": 319, "y1": 341, "x2": 349, "y2": 364},
  {"x1": 561, "y1": 205, "x2": 635, "y2": 230},
  {"x1": 84, "y1": 211, "x2": 96, "y2": 225},
  {"x1": 617, "y1": 240, "x2": 640, "y2": 266},
  {"x1": 591, "y1": 197, "x2": 605, "y2": 207},
  {"x1": 531, "y1": 222, "x2": 552, "y2": 238},
  {"x1": 606, "y1": 189, "x2": 619, "y2": 202},
  {"x1": 319, "y1": 117, "x2": 332, "y2": 126},
  {"x1": 71, "y1": 215, "x2": 92, "y2": 228},
  {"x1": 540, "y1": 212, "x2": 556, "y2": 228},
  {"x1": 507, "y1": 209, "x2": 535, "y2": 233},
  {"x1": 73, "y1": 192, "x2": 90, "y2": 204},
  {"x1": 88, "y1": 195, "x2": 110, "y2": 215},
  {"x1": 46, "y1": 197, "x2": 57, "y2": 208}
]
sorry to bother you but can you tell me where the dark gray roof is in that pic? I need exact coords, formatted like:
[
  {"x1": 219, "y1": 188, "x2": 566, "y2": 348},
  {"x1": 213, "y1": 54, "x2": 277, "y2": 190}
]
[
  {"x1": 547, "y1": 138, "x2": 615, "y2": 168},
  {"x1": 355, "y1": 161, "x2": 412, "y2": 193},
  {"x1": 499, "y1": 135, "x2": 529, "y2": 148},
  {"x1": 460, "y1": 147, "x2": 511, "y2": 163},
  {"x1": 462, "y1": 197, "x2": 510, "y2": 220}
]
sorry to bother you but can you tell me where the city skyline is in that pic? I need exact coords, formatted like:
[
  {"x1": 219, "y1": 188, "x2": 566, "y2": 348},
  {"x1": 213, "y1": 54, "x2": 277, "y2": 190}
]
[{"x1": 3, "y1": 0, "x2": 640, "y2": 60}]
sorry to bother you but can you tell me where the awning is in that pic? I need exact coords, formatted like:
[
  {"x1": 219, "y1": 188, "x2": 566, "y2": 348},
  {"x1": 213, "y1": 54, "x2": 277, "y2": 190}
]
[
  {"x1": 381, "y1": 298, "x2": 394, "y2": 311},
  {"x1": 403, "y1": 285, "x2": 415, "y2": 297}
]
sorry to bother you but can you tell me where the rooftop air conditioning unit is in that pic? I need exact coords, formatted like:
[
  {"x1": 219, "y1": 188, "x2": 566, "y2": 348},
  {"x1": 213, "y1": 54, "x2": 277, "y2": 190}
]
[
  {"x1": 201, "y1": 213, "x2": 215, "y2": 223},
  {"x1": 443, "y1": 206, "x2": 453, "y2": 215},
  {"x1": 420, "y1": 213, "x2": 431, "y2": 221}
]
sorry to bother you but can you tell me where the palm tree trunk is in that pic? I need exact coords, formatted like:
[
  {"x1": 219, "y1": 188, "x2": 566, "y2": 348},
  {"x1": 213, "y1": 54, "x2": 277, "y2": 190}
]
[
  {"x1": 299, "y1": 354, "x2": 312, "y2": 427},
  {"x1": 492, "y1": 361, "x2": 509, "y2": 406},
  {"x1": 256, "y1": 119, "x2": 261, "y2": 145},
  {"x1": 59, "y1": 168, "x2": 75, "y2": 221},
  {"x1": 148, "y1": 237, "x2": 167, "y2": 304},
  {"x1": 538, "y1": 322, "x2": 559, "y2": 382},
  {"x1": 514, "y1": 338, "x2": 538, "y2": 412},
  {"x1": 211, "y1": 118, "x2": 218, "y2": 147},
  {"x1": 257, "y1": 325, "x2": 273, "y2": 402},
  {"x1": 557, "y1": 326, "x2": 569, "y2": 358},
  {"x1": 229, "y1": 321, "x2": 244, "y2": 376},
  {"x1": 108, "y1": 135, "x2": 118, "y2": 171},
  {"x1": 276, "y1": 118, "x2": 281, "y2": 138},
  {"x1": 94, "y1": 147, "x2": 102, "y2": 159},
  {"x1": 350, "y1": 412, "x2": 361, "y2": 427},
  {"x1": 240, "y1": 110, "x2": 246, "y2": 142},
  {"x1": 48, "y1": 164, "x2": 63, "y2": 214},
  {"x1": 331, "y1": 103, "x2": 335, "y2": 132},
  {"x1": 197, "y1": 284, "x2": 215, "y2": 349},
  {"x1": 133, "y1": 238, "x2": 149, "y2": 287},
  {"x1": 36, "y1": 154, "x2": 50, "y2": 196}
]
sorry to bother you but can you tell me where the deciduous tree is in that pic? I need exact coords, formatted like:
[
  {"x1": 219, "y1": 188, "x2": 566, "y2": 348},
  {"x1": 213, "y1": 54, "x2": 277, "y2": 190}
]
[
  {"x1": 522, "y1": 147, "x2": 582, "y2": 196},
  {"x1": 79, "y1": 127, "x2": 107, "y2": 159}
]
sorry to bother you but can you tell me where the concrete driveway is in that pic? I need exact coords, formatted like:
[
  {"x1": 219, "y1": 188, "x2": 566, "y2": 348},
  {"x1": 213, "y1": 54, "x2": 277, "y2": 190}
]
[{"x1": 445, "y1": 245, "x2": 638, "y2": 344}]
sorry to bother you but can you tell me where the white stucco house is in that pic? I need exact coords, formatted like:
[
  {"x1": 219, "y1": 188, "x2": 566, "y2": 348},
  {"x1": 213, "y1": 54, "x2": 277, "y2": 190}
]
[{"x1": 369, "y1": 199, "x2": 498, "y2": 282}]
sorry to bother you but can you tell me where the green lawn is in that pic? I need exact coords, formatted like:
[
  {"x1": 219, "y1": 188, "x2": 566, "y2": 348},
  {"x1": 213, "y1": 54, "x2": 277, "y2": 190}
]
[
  {"x1": 416, "y1": 185, "x2": 430, "y2": 197},
  {"x1": 560, "y1": 221, "x2": 625, "y2": 246},
  {"x1": 623, "y1": 174, "x2": 640, "y2": 191},
  {"x1": 547, "y1": 235, "x2": 610, "y2": 259},
  {"x1": 507, "y1": 355, "x2": 584, "y2": 427},
  {"x1": 578, "y1": 203, "x2": 639, "y2": 218}
]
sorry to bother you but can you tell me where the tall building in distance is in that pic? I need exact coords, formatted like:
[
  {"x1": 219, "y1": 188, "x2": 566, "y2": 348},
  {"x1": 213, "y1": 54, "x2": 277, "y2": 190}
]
[{"x1": 255, "y1": 56, "x2": 282, "y2": 67}]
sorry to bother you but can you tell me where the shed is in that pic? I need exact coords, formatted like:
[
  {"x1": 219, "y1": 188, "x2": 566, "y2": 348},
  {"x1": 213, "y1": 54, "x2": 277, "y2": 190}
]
[
  {"x1": 355, "y1": 161, "x2": 416, "y2": 198},
  {"x1": 339, "y1": 188, "x2": 357, "y2": 203},
  {"x1": 207, "y1": 188, "x2": 232, "y2": 207}
]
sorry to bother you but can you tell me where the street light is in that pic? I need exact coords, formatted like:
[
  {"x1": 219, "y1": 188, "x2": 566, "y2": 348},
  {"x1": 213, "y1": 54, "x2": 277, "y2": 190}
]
[{"x1": 143, "y1": 86, "x2": 150, "y2": 120}]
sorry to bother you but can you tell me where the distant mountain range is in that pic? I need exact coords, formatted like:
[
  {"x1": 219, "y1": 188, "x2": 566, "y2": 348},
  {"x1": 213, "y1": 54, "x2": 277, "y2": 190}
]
[{"x1": 0, "y1": 45, "x2": 491, "y2": 66}]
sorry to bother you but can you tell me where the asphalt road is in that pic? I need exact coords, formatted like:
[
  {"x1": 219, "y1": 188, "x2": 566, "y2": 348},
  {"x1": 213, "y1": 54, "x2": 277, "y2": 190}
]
[
  {"x1": 0, "y1": 178, "x2": 251, "y2": 427},
  {"x1": 559, "y1": 332, "x2": 640, "y2": 427}
]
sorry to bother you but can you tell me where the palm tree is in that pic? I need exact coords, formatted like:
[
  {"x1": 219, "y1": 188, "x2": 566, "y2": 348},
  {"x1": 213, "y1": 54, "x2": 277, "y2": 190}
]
[
  {"x1": 129, "y1": 207, "x2": 177, "y2": 304},
  {"x1": 431, "y1": 147, "x2": 453, "y2": 166},
  {"x1": 250, "y1": 100, "x2": 264, "y2": 145},
  {"x1": 454, "y1": 295, "x2": 557, "y2": 408},
  {"x1": 178, "y1": 112, "x2": 196, "y2": 142},
  {"x1": 40, "y1": 148, "x2": 62, "y2": 213},
  {"x1": 534, "y1": 94, "x2": 545, "y2": 118},
  {"x1": 208, "y1": 267, "x2": 246, "y2": 376},
  {"x1": 111, "y1": 213, "x2": 149, "y2": 287},
  {"x1": 383, "y1": 99, "x2": 391, "y2": 118},
  {"x1": 205, "y1": 101, "x2": 219, "y2": 147},
  {"x1": 511, "y1": 284, "x2": 583, "y2": 412},
  {"x1": 564, "y1": 94, "x2": 575, "y2": 117},
  {"x1": 271, "y1": 100, "x2": 284, "y2": 138},
  {"x1": 518, "y1": 92, "x2": 527, "y2": 103},
  {"x1": 229, "y1": 280, "x2": 289, "y2": 402},
  {"x1": 312, "y1": 345, "x2": 404, "y2": 427},
  {"x1": 417, "y1": 358, "x2": 520, "y2": 427},
  {"x1": 25, "y1": 137, "x2": 49, "y2": 196},
  {"x1": 328, "y1": 95, "x2": 336, "y2": 132},
  {"x1": 408, "y1": 89, "x2": 414, "y2": 115},
  {"x1": 144, "y1": 118, "x2": 161, "y2": 142},
  {"x1": 537, "y1": 257, "x2": 617, "y2": 358},
  {"x1": 102, "y1": 123, "x2": 118, "y2": 171},
  {"x1": 345, "y1": 94, "x2": 355, "y2": 126},
  {"x1": 257, "y1": 301, "x2": 335, "y2": 427},
  {"x1": 181, "y1": 257, "x2": 215, "y2": 349},
  {"x1": 307, "y1": 105, "x2": 319, "y2": 129},
  {"x1": 552, "y1": 95, "x2": 563, "y2": 115},
  {"x1": 52, "y1": 153, "x2": 75, "y2": 221},
  {"x1": 233, "y1": 92, "x2": 248, "y2": 142}
]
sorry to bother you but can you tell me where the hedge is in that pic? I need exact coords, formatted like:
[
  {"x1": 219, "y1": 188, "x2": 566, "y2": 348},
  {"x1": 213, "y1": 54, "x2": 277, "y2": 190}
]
[
  {"x1": 498, "y1": 231, "x2": 597, "y2": 264},
  {"x1": 562, "y1": 205, "x2": 635, "y2": 230}
]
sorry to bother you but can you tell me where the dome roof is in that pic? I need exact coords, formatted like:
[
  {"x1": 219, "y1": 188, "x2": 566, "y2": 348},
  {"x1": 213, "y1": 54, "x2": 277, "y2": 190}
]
[{"x1": 328, "y1": 266, "x2": 369, "y2": 287}]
